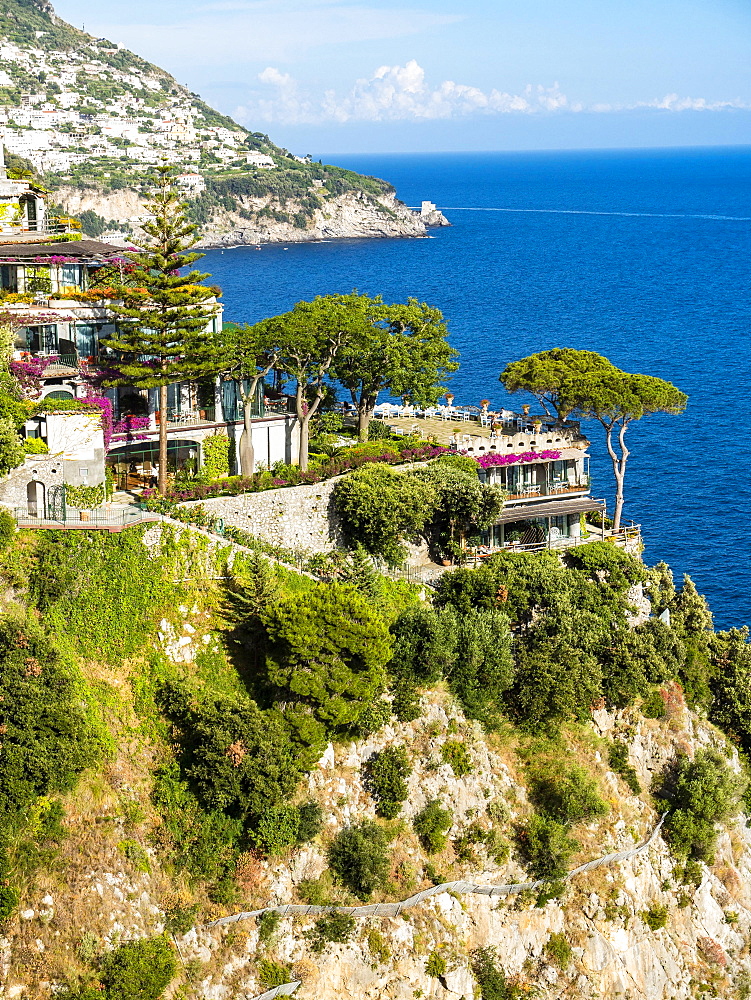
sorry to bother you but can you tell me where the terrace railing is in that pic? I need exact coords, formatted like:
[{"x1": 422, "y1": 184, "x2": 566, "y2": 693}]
[{"x1": 12, "y1": 506, "x2": 160, "y2": 530}]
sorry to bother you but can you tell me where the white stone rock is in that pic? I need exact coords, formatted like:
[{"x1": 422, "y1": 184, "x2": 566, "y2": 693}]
[
  {"x1": 443, "y1": 966, "x2": 475, "y2": 997},
  {"x1": 20, "y1": 909, "x2": 35, "y2": 920}
]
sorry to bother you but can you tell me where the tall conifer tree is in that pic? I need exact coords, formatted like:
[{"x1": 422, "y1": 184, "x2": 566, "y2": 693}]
[{"x1": 103, "y1": 164, "x2": 217, "y2": 492}]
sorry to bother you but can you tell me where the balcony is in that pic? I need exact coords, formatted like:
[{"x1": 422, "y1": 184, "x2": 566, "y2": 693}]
[{"x1": 503, "y1": 479, "x2": 590, "y2": 501}]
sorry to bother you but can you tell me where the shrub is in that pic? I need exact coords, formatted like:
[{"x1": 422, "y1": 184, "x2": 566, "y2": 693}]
[
  {"x1": 296, "y1": 876, "x2": 331, "y2": 905},
  {"x1": 519, "y1": 815, "x2": 578, "y2": 881},
  {"x1": 258, "y1": 958, "x2": 292, "y2": 987},
  {"x1": 641, "y1": 904, "x2": 669, "y2": 930},
  {"x1": 658, "y1": 749, "x2": 745, "y2": 861},
  {"x1": 545, "y1": 932, "x2": 572, "y2": 969},
  {"x1": 642, "y1": 688, "x2": 667, "y2": 718},
  {"x1": 363, "y1": 747, "x2": 411, "y2": 819},
  {"x1": 262, "y1": 583, "x2": 392, "y2": 752},
  {"x1": 64, "y1": 483, "x2": 106, "y2": 509},
  {"x1": 200, "y1": 434, "x2": 230, "y2": 480},
  {"x1": 23, "y1": 436, "x2": 48, "y2": 453},
  {"x1": 388, "y1": 604, "x2": 459, "y2": 686},
  {"x1": 333, "y1": 463, "x2": 436, "y2": 564},
  {"x1": 608, "y1": 743, "x2": 641, "y2": 794},
  {"x1": 163, "y1": 901, "x2": 198, "y2": 936},
  {"x1": 158, "y1": 685, "x2": 301, "y2": 833},
  {"x1": 441, "y1": 740, "x2": 473, "y2": 776},
  {"x1": 252, "y1": 805, "x2": 302, "y2": 856},
  {"x1": 413, "y1": 800, "x2": 453, "y2": 854},
  {"x1": 327, "y1": 821, "x2": 390, "y2": 898},
  {"x1": 426, "y1": 951, "x2": 447, "y2": 977},
  {"x1": 471, "y1": 947, "x2": 520, "y2": 1000},
  {"x1": 257, "y1": 910, "x2": 280, "y2": 943},
  {"x1": 390, "y1": 677, "x2": 421, "y2": 722},
  {"x1": 0, "y1": 884, "x2": 18, "y2": 923},
  {"x1": 367, "y1": 928, "x2": 391, "y2": 963},
  {"x1": 528, "y1": 759, "x2": 608, "y2": 826},
  {"x1": 296, "y1": 801, "x2": 324, "y2": 843},
  {"x1": 100, "y1": 937, "x2": 176, "y2": 1000},
  {"x1": 0, "y1": 507, "x2": 15, "y2": 549},
  {"x1": 306, "y1": 912, "x2": 355, "y2": 953},
  {"x1": 0, "y1": 614, "x2": 102, "y2": 821}
]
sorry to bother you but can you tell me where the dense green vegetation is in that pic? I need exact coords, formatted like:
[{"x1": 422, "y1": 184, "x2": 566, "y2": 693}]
[{"x1": 0, "y1": 401, "x2": 749, "y2": 994}]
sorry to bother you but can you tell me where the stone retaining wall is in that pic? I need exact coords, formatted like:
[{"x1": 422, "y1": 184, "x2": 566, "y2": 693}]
[{"x1": 179, "y1": 476, "x2": 344, "y2": 554}]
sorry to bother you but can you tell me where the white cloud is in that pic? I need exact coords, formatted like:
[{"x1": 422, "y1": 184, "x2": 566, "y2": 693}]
[{"x1": 235, "y1": 61, "x2": 751, "y2": 125}]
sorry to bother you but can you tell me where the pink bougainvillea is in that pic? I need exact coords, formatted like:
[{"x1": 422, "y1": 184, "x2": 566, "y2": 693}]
[
  {"x1": 112, "y1": 414, "x2": 151, "y2": 441},
  {"x1": 473, "y1": 449, "x2": 562, "y2": 469}
]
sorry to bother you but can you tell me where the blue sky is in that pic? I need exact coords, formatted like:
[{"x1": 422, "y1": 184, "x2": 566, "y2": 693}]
[{"x1": 54, "y1": 0, "x2": 751, "y2": 153}]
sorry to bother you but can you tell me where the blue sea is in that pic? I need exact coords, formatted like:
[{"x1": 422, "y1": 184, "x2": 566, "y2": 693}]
[{"x1": 200, "y1": 147, "x2": 751, "y2": 630}]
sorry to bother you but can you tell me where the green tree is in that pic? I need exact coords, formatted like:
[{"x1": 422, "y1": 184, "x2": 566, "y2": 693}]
[
  {"x1": 215, "y1": 320, "x2": 281, "y2": 475},
  {"x1": 413, "y1": 460, "x2": 505, "y2": 559},
  {"x1": 0, "y1": 613, "x2": 102, "y2": 821},
  {"x1": 508, "y1": 639, "x2": 602, "y2": 731},
  {"x1": 258, "y1": 293, "x2": 370, "y2": 469},
  {"x1": 659, "y1": 749, "x2": 745, "y2": 861},
  {"x1": 157, "y1": 684, "x2": 300, "y2": 830},
  {"x1": 102, "y1": 163, "x2": 218, "y2": 492},
  {"x1": 328, "y1": 820, "x2": 390, "y2": 898},
  {"x1": 449, "y1": 609, "x2": 515, "y2": 723},
  {"x1": 101, "y1": 937, "x2": 176, "y2": 1000},
  {"x1": 334, "y1": 296, "x2": 459, "y2": 440},
  {"x1": 388, "y1": 604, "x2": 460, "y2": 686},
  {"x1": 710, "y1": 628, "x2": 751, "y2": 749},
  {"x1": 334, "y1": 463, "x2": 437, "y2": 565},
  {"x1": 262, "y1": 583, "x2": 392, "y2": 750},
  {"x1": 500, "y1": 350, "x2": 687, "y2": 528},
  {"x1": 500, "y1": 348, "x2": 616, "y2": 418},
  {"x1": 558, "y1": 368, "x2": 687, "y2": 529}
]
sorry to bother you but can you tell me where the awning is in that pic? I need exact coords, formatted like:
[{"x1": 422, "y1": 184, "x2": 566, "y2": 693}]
[{"x1": 495, "y1": 496, "x2": 606, "y2": 524}]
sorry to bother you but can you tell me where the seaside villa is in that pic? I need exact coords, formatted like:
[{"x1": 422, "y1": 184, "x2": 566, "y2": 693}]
[{"x1": 0, "y1": 162, "x2": 300, "y2": 517}]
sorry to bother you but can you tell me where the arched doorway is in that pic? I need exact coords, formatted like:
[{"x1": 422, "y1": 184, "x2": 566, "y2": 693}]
[{"x1": 26, "y1": 480, "x2": 45, "y2": 517}]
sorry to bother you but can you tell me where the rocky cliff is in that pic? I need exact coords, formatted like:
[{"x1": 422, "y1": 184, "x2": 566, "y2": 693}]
[
  {"x1": 2, "y1": 524, "x2": 749, "y2": 1000},
  {"x1": 0, "y1": 0, "x2": 445, "y2": 246}
]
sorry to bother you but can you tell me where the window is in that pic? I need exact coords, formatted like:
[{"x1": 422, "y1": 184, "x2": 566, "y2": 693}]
[
  {"x1": 76, "y1": 323, "x2": 99, "y2": 357},
  {"x1": 59, "y1": 263, "x2": 82, "y2": 290},
  {"x1": 28, "y1": 324, "x2": 58, "y2": 354},
  {"x1": 0, "y1": 265, "x2": 17, "y2": 292}
]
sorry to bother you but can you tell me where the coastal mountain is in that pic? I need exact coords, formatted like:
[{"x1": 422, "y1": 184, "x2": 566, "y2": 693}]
[{"x1": 0, "y1": 0, "x2": 440, "y2": 244}]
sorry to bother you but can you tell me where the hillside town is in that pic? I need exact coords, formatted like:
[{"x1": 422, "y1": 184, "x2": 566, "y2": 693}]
[{"x1": 0, "y1": 37, "x2": 271, "y2": 177}]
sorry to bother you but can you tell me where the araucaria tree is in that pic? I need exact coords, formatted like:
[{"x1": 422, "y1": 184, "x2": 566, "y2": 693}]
[
  {"x1": 103, "y1": 163, "x2": 218, "y2": 492},
  {"x1": 334, "y1": 295, "x2": 459, "y2": 441},
  {"x1": 500, "y1": 349, "x2": 687, "y2": 529},
  {"x1": 216, "y1": 322, "x2": 281, "y2": 475}
]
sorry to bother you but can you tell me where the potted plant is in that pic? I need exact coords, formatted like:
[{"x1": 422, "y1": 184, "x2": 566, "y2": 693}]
[{"x1": 521, "y1": 403, "x2": 531, "y2": 416}]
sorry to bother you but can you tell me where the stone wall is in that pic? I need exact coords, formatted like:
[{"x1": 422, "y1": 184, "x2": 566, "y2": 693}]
[
  {"x1": 179, "y1": 475, "x2": 344, "y2": 554},
  {"x1": 0, "y1": 455, "x2": 66, "y2": 510}
]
